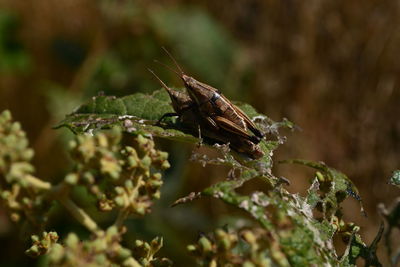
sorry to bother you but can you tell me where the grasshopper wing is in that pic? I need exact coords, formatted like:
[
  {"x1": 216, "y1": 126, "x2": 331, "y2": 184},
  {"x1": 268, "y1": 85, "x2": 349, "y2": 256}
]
[
  {"x1": 232, "y1": 104, "x2": 264, "y2": 138},
  {"x1": 213, "y1": 116, "x2": 261, "y2": 144},
  {"x1": 219, "y1": 95, "x2": 264, "y2": 139}
]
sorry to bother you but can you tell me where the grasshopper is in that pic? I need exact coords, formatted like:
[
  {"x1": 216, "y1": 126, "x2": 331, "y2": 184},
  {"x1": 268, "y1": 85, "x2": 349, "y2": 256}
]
[
  {"x1": 149, "y1": 69, "x2": 264, "y2": 159},
  {"x1": 157, "y1": 48, "x2": 265, "y2": 145}
]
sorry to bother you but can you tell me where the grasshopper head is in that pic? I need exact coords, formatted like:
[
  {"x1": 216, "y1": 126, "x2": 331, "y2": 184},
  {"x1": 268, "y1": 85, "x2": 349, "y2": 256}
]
[
  {"x1": 168, "y1": 89, "x2": 193, "y2": 114},
  {"x1": 148, "y1": 68, "x2": 193, "y2": 114},
  {"x1": 181, "y1": 74, "x2": 214, "y2": 105}
]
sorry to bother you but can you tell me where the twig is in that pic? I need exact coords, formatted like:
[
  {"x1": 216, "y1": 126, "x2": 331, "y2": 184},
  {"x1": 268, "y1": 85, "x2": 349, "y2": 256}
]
[
  {"x1": 114, "y1": 209, "x2": 129, "y2": 229},
  {"x1": 24, "y1": 175, "x2": 52, "y2": 190},
  {"x1": 58, "y1": 196, "x2": 103, "y2": 236}
]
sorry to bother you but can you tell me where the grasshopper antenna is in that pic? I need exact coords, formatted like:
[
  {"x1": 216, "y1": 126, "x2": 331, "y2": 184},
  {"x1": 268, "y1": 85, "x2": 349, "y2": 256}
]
[
  {"x1": 148, "y1": 68, "x2": 172, "y2": 91},
  {"x1": 153, "y1": 60, "x2": 181, "y2": 76},
  {"x1": 161, "y1": 46, "x2": 184, "y2": 74}
]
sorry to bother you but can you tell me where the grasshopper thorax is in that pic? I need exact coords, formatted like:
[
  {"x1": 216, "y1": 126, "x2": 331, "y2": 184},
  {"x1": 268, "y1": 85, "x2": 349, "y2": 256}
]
[{"x1": 181, "y1": 75, "x2": 216, "y2": 106}]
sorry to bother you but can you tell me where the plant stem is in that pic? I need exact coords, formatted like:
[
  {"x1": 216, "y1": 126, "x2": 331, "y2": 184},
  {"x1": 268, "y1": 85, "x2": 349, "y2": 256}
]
[
  {"x1": 58, "y1": 196, "x2": 103, "y2": 235},
  {"x1": 29, "y1": 179, "x2": 103, "y2": 236},
  {"x1": 25, "y1": 175, "x2": 52, "y2": 190},
  {"x1": 114, "y1": 209, "x2": 129, "y2": 229}
]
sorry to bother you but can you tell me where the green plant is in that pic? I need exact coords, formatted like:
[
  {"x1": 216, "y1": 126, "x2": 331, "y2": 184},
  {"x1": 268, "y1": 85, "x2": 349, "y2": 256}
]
[{"x1": 0, "y1": 88, "x2": 397, "y2": 266}]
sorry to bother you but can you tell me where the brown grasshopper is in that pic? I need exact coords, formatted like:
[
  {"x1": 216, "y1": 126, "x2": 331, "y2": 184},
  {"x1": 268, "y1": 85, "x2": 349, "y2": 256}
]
[
  {"x1": 148, "y1": 69, "x2": 264, "y2": 159},
  {"x1": 158, "y1": 48, "x2": 265, "y2": 145}
]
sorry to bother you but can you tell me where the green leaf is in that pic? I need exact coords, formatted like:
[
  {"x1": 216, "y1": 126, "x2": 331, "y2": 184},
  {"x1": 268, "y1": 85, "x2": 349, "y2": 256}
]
[
  {"x1": 199, "y1": 169, "x2": 342, "y2": 265},
  {"x1": 56, "y1": 89, "x2": 197, "y2": 143},
  {"x1": 74, "y1": 89, "x2": 171, "y2": 120},
  {"x1": 281, "y1": 159, "x2": 365, "y2": 217},
  {"x1": 56, "y1": 89, "x2": 291, "y2": 153},
  {"x1": 191, "y1": 158, "x2": 373, "y2": 266},
  {"x1": 389, "y1": 170, "x2": 400, "y2": 187}
]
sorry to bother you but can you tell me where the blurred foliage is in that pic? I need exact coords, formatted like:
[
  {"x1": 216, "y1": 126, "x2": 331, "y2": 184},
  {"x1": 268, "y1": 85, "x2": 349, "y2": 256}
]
[
  {"x1": 0, "y1": 10, "x2": 30, "y2": 72},
  {"x1": 149, "y1": 7, "x2": 236, "y2": 88},
  {"x1": 0, "y1": 110, "x2": 49, "y2": 227},
  {"x1": 0, "y1": 110, "x2": 171, "y2": 266},
  {"x1": 26, "y1": 227, "x2": 172, "y2": 267}
]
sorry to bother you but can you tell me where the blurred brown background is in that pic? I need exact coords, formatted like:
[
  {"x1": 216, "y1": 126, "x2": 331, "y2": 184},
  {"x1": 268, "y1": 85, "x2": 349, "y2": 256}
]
[{"x1": 0, "y1": 0, "x2": 399, "y2": 266}]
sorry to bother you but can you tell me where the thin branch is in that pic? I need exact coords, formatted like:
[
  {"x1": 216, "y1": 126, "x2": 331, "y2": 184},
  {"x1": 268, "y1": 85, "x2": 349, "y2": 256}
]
[
  {"x1": 25, "y1": 175, "x2": 52, "y2": 190},
  {"x1": 58, "y1": 196, "x2": 103, "y2": 235},
  {"x1": 114, "y1": 209, "x2": 129, "y2": 229}
]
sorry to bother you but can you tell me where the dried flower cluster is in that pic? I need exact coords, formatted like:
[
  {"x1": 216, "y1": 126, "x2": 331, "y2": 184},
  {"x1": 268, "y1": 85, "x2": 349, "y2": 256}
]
[
  {"x1": 0, "y1": 110, "x2": 50, "y2": 227},
  {"x1": 188, "y1": 227, "x2": 289, "y2": 266},
  {"x1": 67, "y1": 129, "x2": 169, "y2": 217},
  {"x1": 26, "y1": 227, "x2": 172, "y2": 267},
  {"x1": 0, "y1": 110, "x2": 172, "y2": 266}
]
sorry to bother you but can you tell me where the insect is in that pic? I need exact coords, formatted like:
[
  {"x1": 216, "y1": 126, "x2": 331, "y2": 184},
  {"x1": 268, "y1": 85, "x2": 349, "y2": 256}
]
[
  {"x1": 148, "y1": 69, "x2": 264, "y2": 159},
  {"x1": 157, "y1": 47, "x2": 265, "y2": 145},
  {"x1": 148, "y1": 69, "x2": 194, "y2": 124}
]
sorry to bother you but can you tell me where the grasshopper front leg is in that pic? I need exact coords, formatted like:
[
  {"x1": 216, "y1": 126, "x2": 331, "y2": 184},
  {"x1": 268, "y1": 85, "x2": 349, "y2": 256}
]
[{"x1": 156, "y1": 112, "x2": 179, "y2": 125}]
